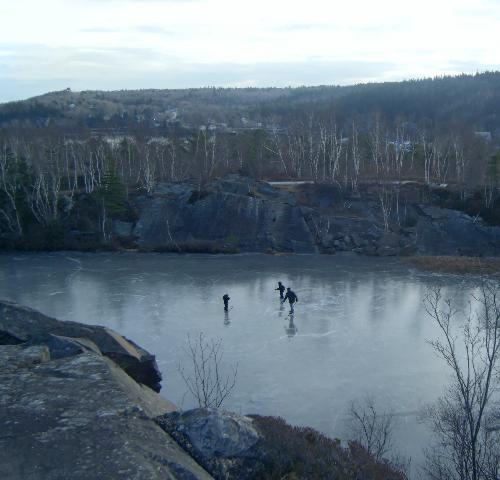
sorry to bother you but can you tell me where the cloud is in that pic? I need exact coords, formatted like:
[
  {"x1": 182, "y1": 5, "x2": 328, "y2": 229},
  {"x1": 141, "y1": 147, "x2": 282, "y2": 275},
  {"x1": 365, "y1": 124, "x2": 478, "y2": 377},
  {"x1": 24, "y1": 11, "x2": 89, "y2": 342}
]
[
  {"x1": 445, "y1": 59, "x2": 500, "y2": 73},
  {"x1": 278, "y1": 23, "x2": 325, "y2": 32},
  {"x1": 81, "y1": 25, "x2": 172, "y2": 34},
  {"x1": 86, "y1": 0, "x2": 189, "y2": 1},
  {"x1": 2, "y1": 0, "x2": 500, "y2": 102},
  {"x1": 0, "y1": 43, "x2": 401, "y2": 102},
  {"x1": 134, "y1": 25, "x2": 172, "y2": 34},
  {"x1": 3, "y1": 41, "x2": 499, "y2": 103},
  {"x1": 85, "y1": 0, "x2": 199, "y2": 2}
]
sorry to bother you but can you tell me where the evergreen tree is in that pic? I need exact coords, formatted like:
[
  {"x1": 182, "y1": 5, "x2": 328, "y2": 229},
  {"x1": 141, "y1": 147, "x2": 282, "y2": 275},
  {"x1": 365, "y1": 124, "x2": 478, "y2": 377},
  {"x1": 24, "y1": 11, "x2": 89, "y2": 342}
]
[{"x1": 97, "y1": 162, "x2": 127, "y2": 218}]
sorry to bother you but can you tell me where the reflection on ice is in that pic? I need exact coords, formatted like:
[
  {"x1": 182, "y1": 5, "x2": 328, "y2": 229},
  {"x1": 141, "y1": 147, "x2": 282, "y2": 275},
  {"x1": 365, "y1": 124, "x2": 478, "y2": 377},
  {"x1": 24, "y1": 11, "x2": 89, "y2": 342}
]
[
  {"x1": 285, "y1": 313, "x2": 298, "y2": 338},
  {"x1": 278, "y1": 301, "x2": 285, "y2": 317}
]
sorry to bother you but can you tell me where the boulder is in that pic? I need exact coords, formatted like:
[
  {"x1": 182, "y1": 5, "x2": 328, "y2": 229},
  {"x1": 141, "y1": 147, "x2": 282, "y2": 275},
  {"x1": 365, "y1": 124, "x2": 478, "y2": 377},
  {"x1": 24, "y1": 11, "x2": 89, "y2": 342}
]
[
  {"x1": 156, "y1": 409, "x2": 269, "y2": 480},
  {"x1": 0, "y1": 300, "x2": 162, "y2": 392}
]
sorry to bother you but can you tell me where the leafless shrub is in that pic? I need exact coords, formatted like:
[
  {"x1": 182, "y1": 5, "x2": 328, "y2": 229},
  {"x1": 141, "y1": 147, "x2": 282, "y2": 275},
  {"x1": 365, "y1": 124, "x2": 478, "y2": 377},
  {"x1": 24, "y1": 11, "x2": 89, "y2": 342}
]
[
  {"x1": 179, "y1": 332, "x2": 238, "y2": 409},
  {"x1": 345, "y1": 395, "x2": 412, "y2": 477},
  {"x1": 347, "y1": 395, "x2": 395, "y2": 461}
]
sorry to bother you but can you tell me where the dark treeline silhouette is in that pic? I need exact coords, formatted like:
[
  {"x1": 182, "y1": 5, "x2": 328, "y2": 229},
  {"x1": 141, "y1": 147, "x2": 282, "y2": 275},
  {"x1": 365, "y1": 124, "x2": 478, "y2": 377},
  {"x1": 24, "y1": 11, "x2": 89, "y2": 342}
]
[{"x1": 2, "y1": 72, "x2": 500, "y2": 132}]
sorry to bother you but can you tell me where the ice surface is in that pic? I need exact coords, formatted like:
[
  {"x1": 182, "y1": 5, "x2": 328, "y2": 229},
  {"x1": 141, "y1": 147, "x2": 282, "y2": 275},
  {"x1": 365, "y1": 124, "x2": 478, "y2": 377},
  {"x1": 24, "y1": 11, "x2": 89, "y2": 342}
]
[{"x1": 0, "y1": 252, "x2": 479, "y2": 467}]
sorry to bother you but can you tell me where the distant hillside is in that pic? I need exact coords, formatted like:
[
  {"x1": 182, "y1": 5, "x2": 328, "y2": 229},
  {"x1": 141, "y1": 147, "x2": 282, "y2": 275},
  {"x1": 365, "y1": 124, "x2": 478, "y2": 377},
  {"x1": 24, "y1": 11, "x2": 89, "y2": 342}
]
[
  {"x1": 1, "y1": 72, "x2": 499, "y2": 136},
  {"x1": 0, "y1": 72, "x2": 500, "y2": 254}
]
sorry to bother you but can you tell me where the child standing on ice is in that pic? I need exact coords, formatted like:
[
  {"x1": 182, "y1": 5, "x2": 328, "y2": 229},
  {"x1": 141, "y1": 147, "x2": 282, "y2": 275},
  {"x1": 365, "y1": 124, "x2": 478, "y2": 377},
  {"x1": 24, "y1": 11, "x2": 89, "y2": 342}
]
[{"x1": 222, "y1": 293, "x2": 230, "y2": 311}]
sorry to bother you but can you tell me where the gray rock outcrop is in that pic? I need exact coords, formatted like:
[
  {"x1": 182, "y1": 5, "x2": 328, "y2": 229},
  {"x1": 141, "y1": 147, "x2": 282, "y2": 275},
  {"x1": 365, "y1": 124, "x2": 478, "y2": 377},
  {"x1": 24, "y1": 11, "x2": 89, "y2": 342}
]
[
  {"x1": 299, "y1": 182, "x2": 500, "y2": 257},
  {"x1": 0, "y1": 300, "x2": 162, "y2": 391},
  {"x1": 0, "y1": 344, "x2": 213, "y2": 480},
  {"x1": 0, "y1": 302, "x2": 214, "y2": 480},
  {"x1": 133, "y1": 175, "x2": 317, "y2": 253},
  {"x1": 125, "y1": 176, "x2": 500, "y2": 257}
]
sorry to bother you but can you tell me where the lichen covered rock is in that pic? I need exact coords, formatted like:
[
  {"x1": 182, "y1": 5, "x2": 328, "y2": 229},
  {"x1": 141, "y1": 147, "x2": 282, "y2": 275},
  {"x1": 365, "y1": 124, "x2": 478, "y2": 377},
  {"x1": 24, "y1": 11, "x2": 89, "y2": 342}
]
[{"x1": 0, "y1": 344, "x2": 212, "y2": 480}]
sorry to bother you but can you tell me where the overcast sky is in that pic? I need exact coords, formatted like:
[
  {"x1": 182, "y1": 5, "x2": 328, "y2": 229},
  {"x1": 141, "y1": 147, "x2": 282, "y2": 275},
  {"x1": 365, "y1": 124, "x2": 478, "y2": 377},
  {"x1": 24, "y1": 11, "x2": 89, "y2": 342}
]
[{"x1": 1, "y1": 0, "x2": 499, "y2": 102}]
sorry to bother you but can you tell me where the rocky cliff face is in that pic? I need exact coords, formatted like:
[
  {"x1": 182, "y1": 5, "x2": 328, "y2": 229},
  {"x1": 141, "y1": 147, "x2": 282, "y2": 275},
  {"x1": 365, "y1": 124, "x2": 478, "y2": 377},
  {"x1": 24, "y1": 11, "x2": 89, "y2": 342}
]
[
  {"x1": 122, "y1": 176, "x2": 500, "y2": 257},
  {"x1": 1, "y1": 173, "x2": 497, "y2": 257},
  {"x1": 299, "y1": 183, "x2": 500, "y2": 256},
  {"x1": 133, "y1": 176, "x2": 317, "y2": 253}
]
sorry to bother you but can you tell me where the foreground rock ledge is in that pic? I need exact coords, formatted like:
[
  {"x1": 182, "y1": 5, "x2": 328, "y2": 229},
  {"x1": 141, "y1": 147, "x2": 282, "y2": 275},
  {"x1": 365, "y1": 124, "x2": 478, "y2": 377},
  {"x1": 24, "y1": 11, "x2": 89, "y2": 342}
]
[
  {"x1": 0, "y1": 300, "x2": 162, "y2": 392},
  {"x1": 0, "y1": 301, "x2": 213, "y2": 480}
]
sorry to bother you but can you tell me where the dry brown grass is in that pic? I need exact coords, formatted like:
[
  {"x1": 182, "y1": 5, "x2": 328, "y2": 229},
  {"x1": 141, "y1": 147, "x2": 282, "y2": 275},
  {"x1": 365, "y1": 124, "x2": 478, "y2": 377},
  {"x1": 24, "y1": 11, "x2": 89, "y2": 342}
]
[
  {"x1": 249, "y1": 415, "x2": 406, "y2": 480},
  {"x1": 405, "y1": 256, "x2": 500, "y2": 275}
]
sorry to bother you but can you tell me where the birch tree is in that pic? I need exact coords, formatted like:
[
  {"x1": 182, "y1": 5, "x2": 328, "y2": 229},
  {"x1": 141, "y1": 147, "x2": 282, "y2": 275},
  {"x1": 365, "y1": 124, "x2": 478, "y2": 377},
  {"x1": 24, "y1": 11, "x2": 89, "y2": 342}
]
[{"x1": 0, "y1": 145, "x2": 25, "y2": 235}]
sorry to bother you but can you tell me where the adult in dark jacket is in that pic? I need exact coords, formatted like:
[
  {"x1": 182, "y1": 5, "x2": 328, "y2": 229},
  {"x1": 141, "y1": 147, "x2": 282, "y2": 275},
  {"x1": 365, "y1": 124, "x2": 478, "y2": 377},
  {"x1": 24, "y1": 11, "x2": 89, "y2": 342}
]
[{"x1": 283, "y1": 288, "x2": 298, "y2": 313}]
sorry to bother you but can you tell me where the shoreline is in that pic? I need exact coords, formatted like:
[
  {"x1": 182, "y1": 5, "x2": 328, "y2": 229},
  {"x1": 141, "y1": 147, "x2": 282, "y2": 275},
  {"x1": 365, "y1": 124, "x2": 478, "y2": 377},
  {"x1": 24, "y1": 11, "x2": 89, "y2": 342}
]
[{"x1": 404, "y1": 255, "x2": 500, "y2": 275}]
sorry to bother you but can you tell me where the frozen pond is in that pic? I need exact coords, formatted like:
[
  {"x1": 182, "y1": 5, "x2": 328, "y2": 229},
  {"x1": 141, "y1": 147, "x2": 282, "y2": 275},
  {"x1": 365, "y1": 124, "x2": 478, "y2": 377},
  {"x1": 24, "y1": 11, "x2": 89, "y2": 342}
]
[{"x1": 0, "y1": 252, "x2": 481, "y2": 466}]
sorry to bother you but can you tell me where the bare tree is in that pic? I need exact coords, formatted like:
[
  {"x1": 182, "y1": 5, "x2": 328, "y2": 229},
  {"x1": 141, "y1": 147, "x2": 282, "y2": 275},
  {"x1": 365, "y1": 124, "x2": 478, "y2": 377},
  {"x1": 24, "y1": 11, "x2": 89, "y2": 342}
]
[
  {"x1": 199, "y1": 128, "x2": 218, "y2": 180},
  {"x1": 179, "y1": 332, "x2": 238, "y2": 409},
  {"x1": 264, "y1": 128, "x2": 289, "y2": 177},
  {"x1": 306, "y1": 114, "x2": 320, "y2": 181},
  {"x1": 29, "y1": 169, "x2": 61, "y2": 226},
  {"x1": 453, "y1": 137, "x2": 467, "y2": 200},
  {"x1": 422, "y1": 131, "x2": 433, "y2": 184},
  {"x1": 0, "y1": 144, "x2": 24, "y2": 235},
  {"x1": 347, "y1": 395, "x2": 396, "y2": 461},
  {"x1": 422, "y1": 282, "x2": 500, "y2": 480},
  {"x1": 287, "y1": 131, "x2": 305, "y2": 179},
  {"x1": 369, "y1": 116, "x2": 383, "y2": 176},
  {"x1": 432, "y1": 138, "x2": 451, "y2": 184},
  {"x1": 318, "y1": 122, "x2": 328, "y2": 181},
  {"x1": 351, "y1": 120, "x2": 360, "y2": 189},
  {"x1": 141, "y1": 148, "x2": 156, "y2": 193},
  {"x1": 168, "y1": 138, "x2": 178, "y2": 181},
  {"x1": 379, "y1": 186, "x2": 393, "y2": 232},
  {"x1": 329, "y1": 123, "x2": 344, "y2": 183},
  {"x1": 483, "y1": 153, "x2": 498, "y2": 209}
]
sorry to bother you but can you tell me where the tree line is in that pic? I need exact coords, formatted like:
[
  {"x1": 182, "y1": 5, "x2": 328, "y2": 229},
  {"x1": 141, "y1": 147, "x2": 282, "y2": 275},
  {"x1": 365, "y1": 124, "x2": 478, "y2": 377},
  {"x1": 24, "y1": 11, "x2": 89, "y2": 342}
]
[{"x1": 0, "y1": 113, "x2": 499, "y2": 240}]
